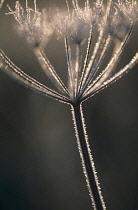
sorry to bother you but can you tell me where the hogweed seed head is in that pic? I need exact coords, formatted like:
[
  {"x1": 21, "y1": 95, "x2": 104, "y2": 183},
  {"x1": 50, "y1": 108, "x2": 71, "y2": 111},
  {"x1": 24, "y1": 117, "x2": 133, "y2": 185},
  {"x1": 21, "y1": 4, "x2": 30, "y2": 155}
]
[
  {"x1": 0, "y1": 1, "x2": 137, "y2": 209},
  {"x1": 116, "y1": 0, "x2": 138, "y2": 21},
  {"x1": 6, "y1": 0, "x2": 53, "y2": 48},
  {"x1": 53, "y1": 9, "x2": 90, "y2": 45},
  {"x1": 0, "y1": 0, "x2": 138, "y2": 104},
  {"x1": 72, "y1": 0, "x2": 103, "y2": 26}
]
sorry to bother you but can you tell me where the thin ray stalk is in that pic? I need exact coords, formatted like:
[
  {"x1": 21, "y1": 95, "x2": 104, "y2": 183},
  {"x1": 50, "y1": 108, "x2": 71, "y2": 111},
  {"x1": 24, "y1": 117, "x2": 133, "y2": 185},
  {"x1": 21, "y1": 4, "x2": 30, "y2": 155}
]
[
  {"x1": 88, "y1": 35, "x2": 111, "y2": 83},
  {"x1": 84, "y1": 22, "x2": 134, "y2": 96},
  {"x1": 82, "y1": 52, "x2": 138, "y2": 101},
  {"x1": 72, "y1": 0, "x2": 79, "y2": 9},
  {"x1": 77, "y1": 0, "x2": 114, "y2": 96},
  {"x1": 0, "y1": 49, "x2": 70, "y2": 103},
  {"x1": 79, "y1": 0, "x2": 114, "y2": 93},
  {"x1": 78, "y1": 0, "x2": 114, "y2": 95},
  {"x1": 34, "y1": 47, "x2": 69, "y2": 97},
  {"x1": 64, "y1": 36, "x2": 73, "y2": 95},
  {"x1": 78, "y1": 29, "x2": 105, "y2": 97},
  {"x1": 78, "y1": 26, "x2": 93, "y2": 96},
  {"x1": 79, "y1": 0, "x2": 115, "y2": 97},
  {"x1": 96, "y1": 23, "x2": 134, "y2": 84},
  {"x1": 71, "y1": 102, "x2": 106, "y2": 210},
  {"x1": 79, "y1": 33, "x2": 111, "y2": 99},
  {"x1": 0, "y1": 0, "x2": 4, "y2": 9},
  {"x1": 74, "y1": 44, "x2": 81, "y2": 98}
]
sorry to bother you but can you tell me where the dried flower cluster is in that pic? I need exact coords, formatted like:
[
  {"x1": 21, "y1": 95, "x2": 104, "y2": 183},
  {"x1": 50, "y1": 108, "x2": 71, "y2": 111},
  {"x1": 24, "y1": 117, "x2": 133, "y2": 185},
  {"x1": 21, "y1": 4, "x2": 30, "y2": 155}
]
[
  {"x1": 0, "y1": 0, "x2": 138, "y2": 209},
  {"x1": 0, "y1": 0, "x2": 137, "y2": 105},
  {"x1": 7, "y1": 1, "x2": 53, "y2": 48}
]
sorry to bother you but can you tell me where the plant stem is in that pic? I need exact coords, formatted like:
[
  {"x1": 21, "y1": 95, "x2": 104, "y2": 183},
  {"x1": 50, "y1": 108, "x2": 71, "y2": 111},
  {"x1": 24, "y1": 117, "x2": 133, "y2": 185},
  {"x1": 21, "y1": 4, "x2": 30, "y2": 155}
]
[{"x1": 71, "y1": 102, "x2": 106, "y2": 210}]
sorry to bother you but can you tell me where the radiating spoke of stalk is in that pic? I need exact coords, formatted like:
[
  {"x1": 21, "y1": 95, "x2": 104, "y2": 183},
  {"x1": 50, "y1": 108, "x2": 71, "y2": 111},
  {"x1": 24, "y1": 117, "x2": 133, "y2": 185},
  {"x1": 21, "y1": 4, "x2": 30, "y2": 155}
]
[
  {"x1": 78, "y1": 26, "x2": 93, "y2": 95},
  {"x1": 0, "y1": 49, "x2": 70, "y2": 103},
  {"x1": 34, "y1": 47, "x2": 69, "y2": 97},
  {"x1": 78, "y1": 0, "x2": 120, "y2": 99},
  {"x1": 64, "y1": 36, "x2": 74, "y2": 97},
  {"x1": 82, "y1": 52, "x2": 138, "y2": 101},
  {"x1": 83, "y1": 22, "x2": 134, "y2": 98},
  {"x1": 78, "y1": 29, "x2": 105, "y2": 98},
  {"x1": 74, "y1": 44, "x2": 81, "y2": 97},
  {"x1": 79, "y1": 32, "x2": 112, "y2": 99},
  {"x1": 89, "y1": 35, "x2": 111, "y2": 81}
]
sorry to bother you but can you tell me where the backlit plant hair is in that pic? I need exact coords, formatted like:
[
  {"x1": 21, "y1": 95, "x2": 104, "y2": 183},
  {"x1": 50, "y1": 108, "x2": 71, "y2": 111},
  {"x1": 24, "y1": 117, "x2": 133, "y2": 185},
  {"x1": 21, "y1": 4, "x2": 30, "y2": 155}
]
[
  {"x1": 0, "y1": 0, "x2": 138, "y2": 209},
  {"x1": 0, "y1": 0, "x2": 4, "y2": 9}
]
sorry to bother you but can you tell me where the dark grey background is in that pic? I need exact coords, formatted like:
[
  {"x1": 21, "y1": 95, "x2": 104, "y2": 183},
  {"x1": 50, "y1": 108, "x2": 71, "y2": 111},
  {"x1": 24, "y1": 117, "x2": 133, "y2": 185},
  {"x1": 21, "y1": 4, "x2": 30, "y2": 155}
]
[{"x1": 0, "y1": 0, "x2": 138, "y2": 209}]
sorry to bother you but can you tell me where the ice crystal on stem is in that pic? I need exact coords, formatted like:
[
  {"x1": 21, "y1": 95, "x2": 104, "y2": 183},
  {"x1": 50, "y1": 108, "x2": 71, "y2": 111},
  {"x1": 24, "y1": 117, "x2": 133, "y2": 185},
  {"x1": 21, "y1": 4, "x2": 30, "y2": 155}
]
[
  {"x1": 0, "y1": 0, "x2": 4, "y2": 9},
  {"x1": 0, "y1": 0, "x2": 138, "y2": 209}
]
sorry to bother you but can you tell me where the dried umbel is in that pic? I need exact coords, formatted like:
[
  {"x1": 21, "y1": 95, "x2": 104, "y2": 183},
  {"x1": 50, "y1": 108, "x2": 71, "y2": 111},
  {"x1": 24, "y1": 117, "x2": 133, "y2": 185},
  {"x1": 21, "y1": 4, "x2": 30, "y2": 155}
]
[
  {"x1": 0, "y1": 0, "x2": 138, "y2": 209},
  {"x1": 2, "y1": 0, "x2": 137, "y2": 103},
  {"x1": 116, "y1": 0, "x2": 138, "y2": 21},
  {"x1": 53, "y1": 10, "x2": 90, "y2": 45},
  {"x1": 72, "y1": 0, "x2": 103, "y2": 25},
  {"x1": 7, "y1": 1, "x2": 53, "y2": 48}
]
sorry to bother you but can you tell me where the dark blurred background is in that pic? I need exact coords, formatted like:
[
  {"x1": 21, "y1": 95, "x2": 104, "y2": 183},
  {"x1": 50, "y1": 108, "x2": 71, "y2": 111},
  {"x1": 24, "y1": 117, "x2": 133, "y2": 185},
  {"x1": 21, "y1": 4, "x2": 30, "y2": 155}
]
[{"x1": 0, "y1": 0, "x2": 138, "y2": 209}]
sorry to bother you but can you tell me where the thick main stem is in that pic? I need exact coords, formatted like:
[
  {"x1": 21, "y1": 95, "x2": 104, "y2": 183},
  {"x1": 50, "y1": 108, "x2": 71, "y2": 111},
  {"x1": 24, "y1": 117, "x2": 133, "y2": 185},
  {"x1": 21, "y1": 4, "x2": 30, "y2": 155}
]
[{"x1": 71, "y1": 102, "x2": 106, "y2": 210}]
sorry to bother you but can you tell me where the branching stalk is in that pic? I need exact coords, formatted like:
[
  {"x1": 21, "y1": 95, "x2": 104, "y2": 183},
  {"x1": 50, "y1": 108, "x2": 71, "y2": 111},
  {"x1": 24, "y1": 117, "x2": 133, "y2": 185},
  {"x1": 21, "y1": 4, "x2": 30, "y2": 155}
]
[
  {"x1": 82, "y1": 52, "x2": 138, "y2": 101},
  {"x1": 34, "y1": 47, "x2": 69, "y2": 97},
  {"x1": 1, "y1": 1, "x2": 138, "y2": 209}
]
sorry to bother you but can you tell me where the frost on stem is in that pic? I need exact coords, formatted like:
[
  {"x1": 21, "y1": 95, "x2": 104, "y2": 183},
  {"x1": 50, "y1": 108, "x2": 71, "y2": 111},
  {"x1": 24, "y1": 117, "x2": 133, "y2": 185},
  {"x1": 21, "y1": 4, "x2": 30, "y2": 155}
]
[
  {"x1": 0, "y1": 0, "x2": 138, "y2": 209},
  {"x1": 71, "y1": 103, "x2": 106, "y2": 209},
  {"x1": 83, "y1": 52, "x2": 138, "y2": 101},
  {"x1": 0, "y1": 49, "x2": 70, "y2": 103},
  {"x1": 0, "y1": 0, "x2": 4, "y2": 9}
]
